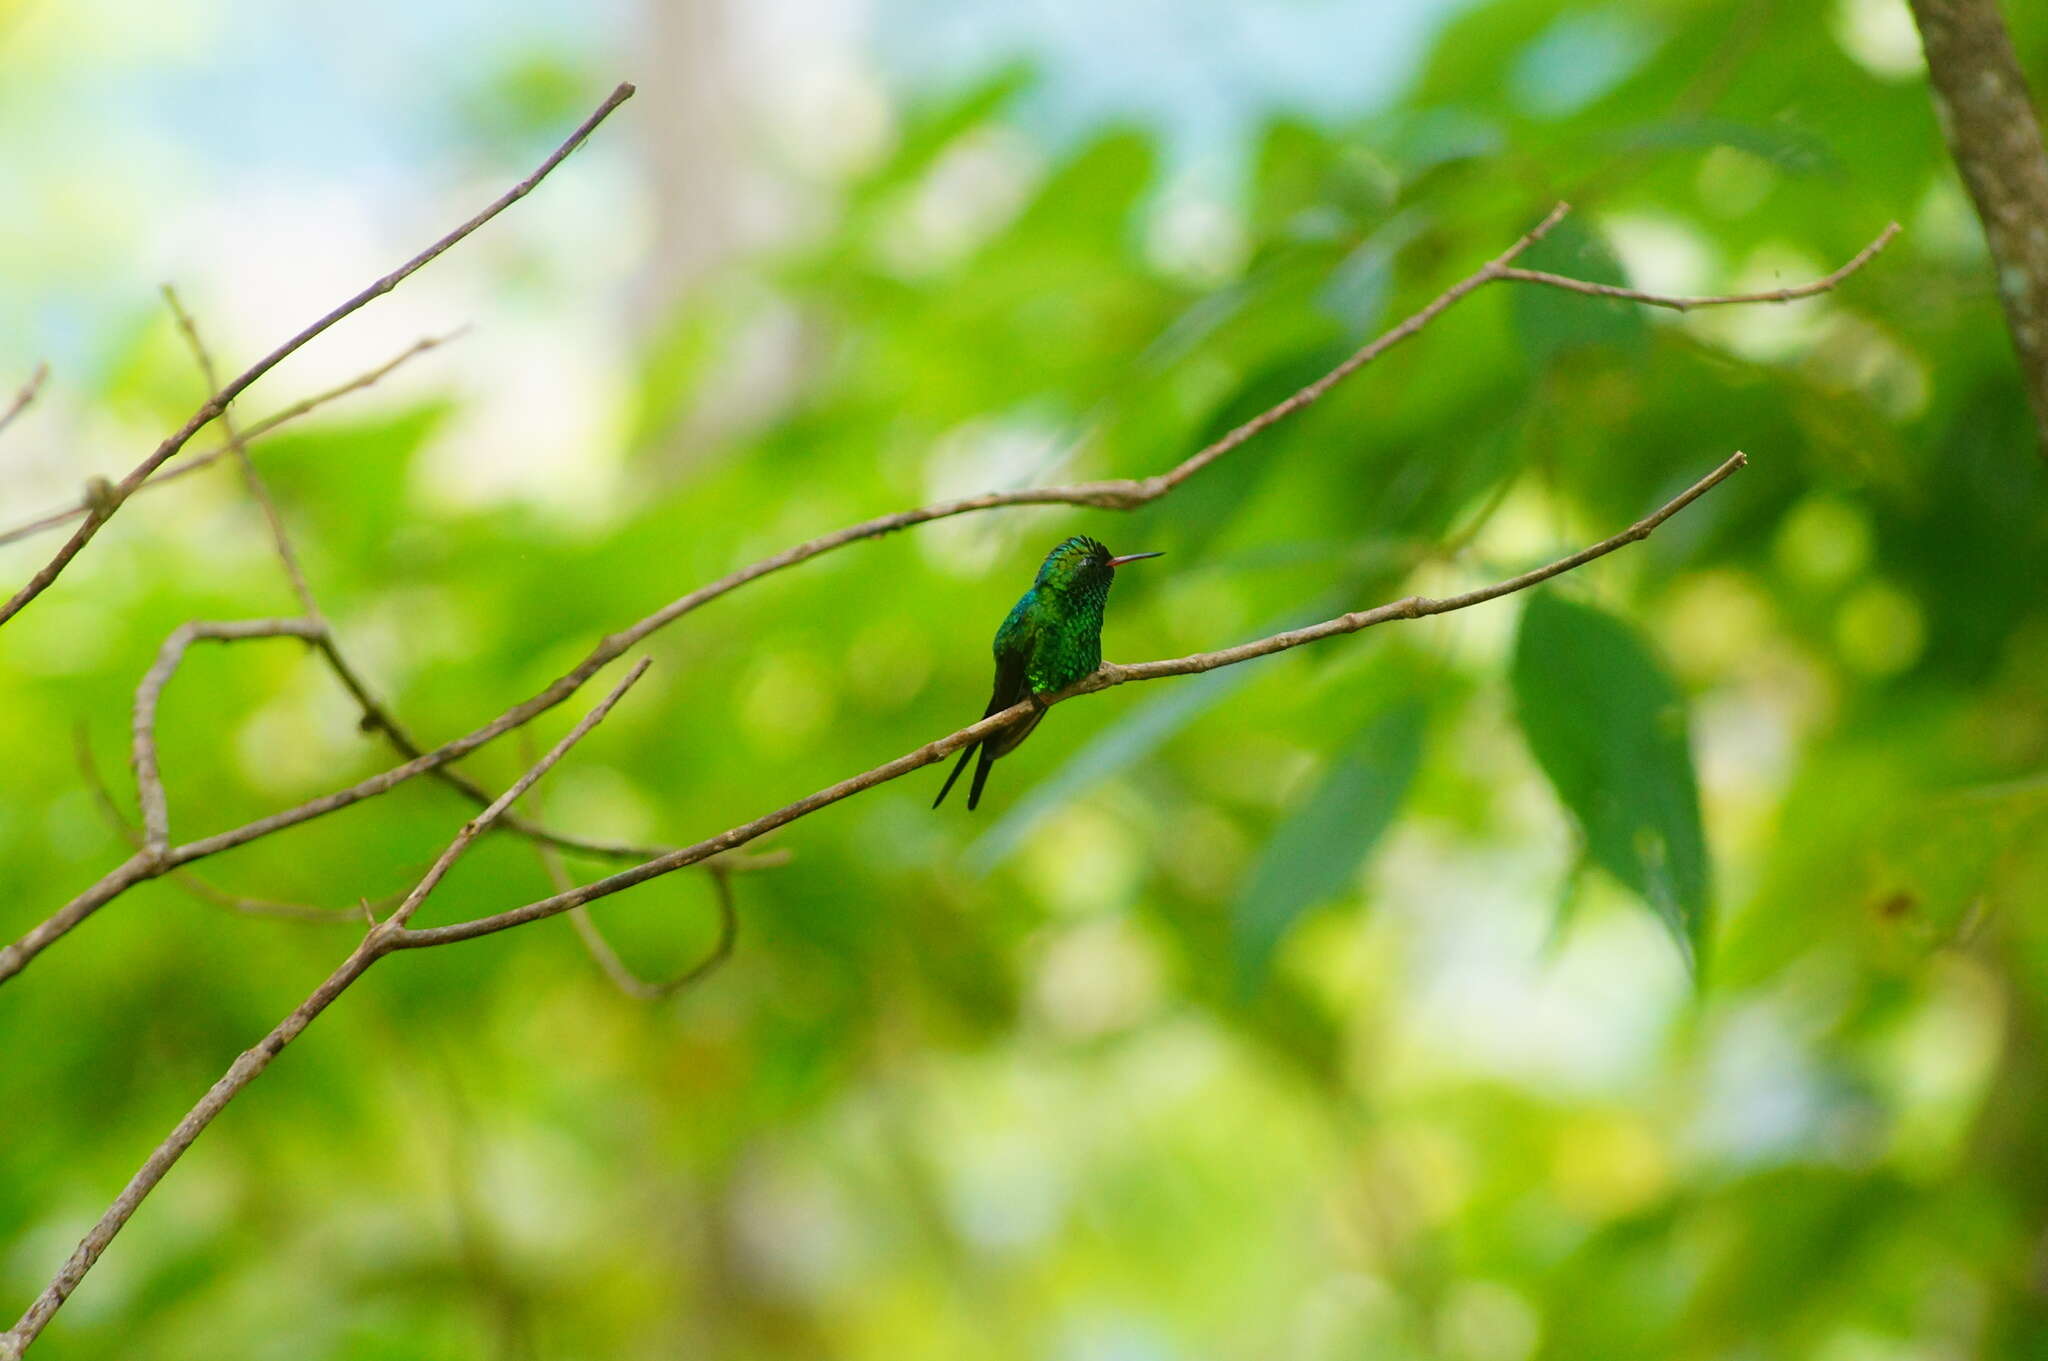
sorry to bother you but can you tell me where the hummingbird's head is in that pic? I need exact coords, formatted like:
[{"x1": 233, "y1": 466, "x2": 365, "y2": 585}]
[{"x1": 1035, "y1": 536, "x2": 1163, "y2": 594}]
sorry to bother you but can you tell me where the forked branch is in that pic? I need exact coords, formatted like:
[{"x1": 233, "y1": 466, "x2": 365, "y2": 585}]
[
  {"x1": 163, "y1": 288, "x2": 323, "y2": 621},
  {"x1": 403, "y1": 450, "x2": 1751, "y2": 949},
  {"x1": 548, "y1": 850, "x2": 745, "y2": 1001},
  {"x1": 1, "y1": 204, "x2": 1893, "y2": 988},
  {"x1": 131, "y1": 619, "x2": 326, "y2": 851},
  {"x1": 0, "y1": 82, "x2": 636, "y2": 629},
  {"x1": 0, "y1": 660, "x2": 654, "y2": 1357},
  {"x1": 0, "y1": 331, "x2": 461, "y2": 549},
  {"x1": 525, "y1": 752, "x2": 755, "y2": 999},
  {"x1": 0, "y1": 363, "x2": 47, "y2": 441},
  {"x1": 0, "y1": 451, "x2": 1745, "y2": 1355},
  {"x1": 1496, "y1": 221, "x2": 1901, "y2": 312},
  {"x1": 75, "y1": 726, "x2": 369, "y2": 922},
  {"x1": 158, "y1": 293, "x2": 672, "y2": 863}
]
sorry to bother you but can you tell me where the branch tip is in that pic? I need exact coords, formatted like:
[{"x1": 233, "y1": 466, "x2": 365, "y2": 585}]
[{"x1": 0, "y1": 78, "x2": 638, "y2": 630}]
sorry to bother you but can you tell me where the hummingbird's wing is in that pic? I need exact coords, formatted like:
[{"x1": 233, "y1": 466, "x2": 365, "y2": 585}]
[{"x1": 933, "y1": 649, "x2": 1032, "y2": 810}]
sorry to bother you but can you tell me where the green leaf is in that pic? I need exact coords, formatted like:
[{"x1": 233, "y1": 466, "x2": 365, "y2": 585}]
[
  {"x1": 1612, "y1": 117, "x2": 1840, "y2": 177},
  {"x1": 1317, "y1": 209, "x2": 1431, "y2": 339},
  {"x1": 269, "y1": 401, "x2": 453, "y2": 567},
  {"x1": 1509, "y1": 216, "x2": 1647, "y2": 363},
  {"x1": 851, "y1": 62, "x2": 1031, "y2": 206},
  {"x1": 1511, "y1": 591, "x2": 1710, "y2": 970},
  {"x1": 1862, "y1": 777, "x2": 2048, "y2": 927},
  {"x1": 1233, "y1": 697, "x2": 1428, "y2": 989}
]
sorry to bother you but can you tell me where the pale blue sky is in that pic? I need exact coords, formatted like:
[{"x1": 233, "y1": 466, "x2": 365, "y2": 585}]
[{"x1": 1, "y1": 0, "x2": 1468, "y2": 401}]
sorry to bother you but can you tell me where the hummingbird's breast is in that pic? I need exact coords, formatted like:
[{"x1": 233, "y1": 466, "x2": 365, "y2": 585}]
[{"x1": 1022, "y1": 577, "x2": 1108, "y2": 694}]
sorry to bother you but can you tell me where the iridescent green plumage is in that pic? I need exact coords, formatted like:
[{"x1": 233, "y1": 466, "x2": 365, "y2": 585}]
[{"x1": 933, "y1": 536, "x2": 1160, "y2": 811}]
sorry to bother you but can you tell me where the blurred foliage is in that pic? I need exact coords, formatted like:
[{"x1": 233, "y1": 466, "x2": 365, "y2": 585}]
[
  {"x1": 1513, "y1": 591, "x2": 1708, "y2": 969},
  {"x1": 1234, "y1": 696, "x2": 1428, "y2": 991},
  {"x1": 4, "y1": 1, "x2": 2048, "y2": 1359}
]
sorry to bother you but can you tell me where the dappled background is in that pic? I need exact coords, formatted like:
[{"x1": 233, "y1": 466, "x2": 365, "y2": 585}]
[{"x1": 4, "y1": 0, "x2": 2047, "y2": 1357}]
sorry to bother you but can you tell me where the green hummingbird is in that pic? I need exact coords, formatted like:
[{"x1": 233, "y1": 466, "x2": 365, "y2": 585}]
[{"x1": 934, "y1": 535, "x2": 1162, "y2": 811}]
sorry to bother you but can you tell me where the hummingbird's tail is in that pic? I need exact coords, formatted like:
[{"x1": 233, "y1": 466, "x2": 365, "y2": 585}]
[
  {"x1": 935, "y1": 678, "x2": 1037, "y2": 811},
  {"x1": 965, "y1": 743, "x2": 998, "y2": 811},
  {"x1": 932, "y1": 740, "x2": 979, "y2": 809}
]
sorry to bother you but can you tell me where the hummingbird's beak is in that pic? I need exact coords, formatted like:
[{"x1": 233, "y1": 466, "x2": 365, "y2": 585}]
[{"x1": 1105, "y1": 551, "x2": 1164, "y2": 569}]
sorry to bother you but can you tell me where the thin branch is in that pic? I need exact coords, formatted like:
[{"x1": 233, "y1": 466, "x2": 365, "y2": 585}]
[
  {"x1": 37, "y1": 304, "x2": 640, "y2": 879},
  {"x1": 0, "y1": 453, "x2": 1743, "y2": 1355},
  {"x1": 1494, "y1": 221, "x2": 1901, "y2": 312},
  {"x1": 0, "y1": 853, "x2": 156, "y2": 988},
  {"x1": 158, "y1": 294, "x2": 660, "y2": 863},
  {"x1": 0, "y1": 331, "x2": 462, "y2": 550},
  {"x1": 74, "y1": 725, "x2": 368, "y2": 923},
  {"x1": 131, "y1": 619, "x2": 326, "y2": 852},
  {"x1": 0, "y1": 81, "x2": 636, "y2": 629},
  {"x1": 1146, "y1": 202, "x2": 1570, "y2": 494},
  {"x1": 525, "y1": 763, "x2": 746, "y2": 1000},
  {"x1": 302, "y1": 629, "x2": 677, "y2": 861},
  {"x1": 0, "y1": 362, "x2": 47, "y2": 440},
  {"x1": 163, "y1": 287, "x2": 322, "y2": 620},
  {"x1": 0, "y1": 937, "x2": 384, "y2": 1361},
  {"x1": 119, "y1": 617, "x2": 668, "y2": 902},
  {"x1": 1, "y1": 205, "x2": 1889, "y2": 987},
  {"x1": 1906, "y1": 0, "x2": 2048, "y2": 457},
  {"x1": 401, "y1": 450, "x2": 1749, "y2": 950},
  {"x1": 559, "y1": 859, "x2": 740, "y2": 1001},
  {"x1": 381, "y1": 659, "x2": 653, "y2": 931},
  {"x1": 121, "y1": 614, "x2": 660, "y2": 890},
  {"x1": 0, "y1": 662, "x2": 652, "y2": 1358},
  {"x1": 0, "y1": 653, "x2": 661, "y2": 987}
]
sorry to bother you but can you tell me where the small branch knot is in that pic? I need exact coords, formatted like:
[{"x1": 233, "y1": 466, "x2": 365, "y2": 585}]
[
  {"x1": 1080, "y1": 480, "x2": 1152, "y2": 510},
  {"x1": 83, "y1": 477, "x2": 119, "y2": 520}
]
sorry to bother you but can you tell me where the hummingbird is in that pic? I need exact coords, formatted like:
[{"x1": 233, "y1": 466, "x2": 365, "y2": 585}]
[{"x1": 933, "y1": 535, "x2": 1162, "y2": 811}]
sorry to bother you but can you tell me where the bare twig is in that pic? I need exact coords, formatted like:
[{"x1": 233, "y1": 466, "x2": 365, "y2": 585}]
[
  {"x1": 131, "y1": 619, "x2": 326, "y2": 852},
  {"x1": 158, "y1": 294, "x2": 661, "y2": 863},
  {"x1": 0, "y1": 651, "x2": 661, "y2": 986},
  {"x1": 74, "y1": 726, "x2": 368, "y2": 923},
  {"x1": 1496, "y1": 221, "x2": 1901, "y2": 312},
  {"x1": 0, "y1": 661, "x2": 652, "y2": 1357},
  {"x1": 0, "y1": 936, "x2": 382, "y2": 1361},
  {"x1": 0, "y1": 454, "x2": 1746, "y2": 1353},
  {"x1": 2, "y1": 205, "x2": 1889, "y2": 987},
  {"x1": 0, "y1": 331, "x2": 462, "y2": 550},
  {"x1": 526, "y1": 764, "x2": 745, "y2": 999},
  {"x1": 1140, "y1": 203, "x2": 1571, "y2": 494},
  {"x1": 302, "y1": 627, "x2": 677, "y2": 862},
  {"x1": 384, "y1": 659, "x2": 653, "y2": 931},
  {"x1": 0, "y1": 853, "x2": 156, "y2": 987},
  {"x1": 407, "y1": 450, "x2": 1750, "y2": 949},
  {"x1": 560, "y1": 859, "x2": 740, "y2": 1001},
  {"x1": 112, "y1": 614, "x2": 663, "y2": 933},
  {"x1": 117, "y1": 616, "x2": 668, "y2": 919},
  {"x1": 0, "y1": 363, "x2": 47, "y2": 440},
  {"x1": 0, "y1": 82, "x2": 635, "y2": 629},
  {"x1": 163, "y1": 287, "x2": 322, "y2": 620},
  {"x1": 1906, "y1": 0, "x2": 2048, "y2": 457}
]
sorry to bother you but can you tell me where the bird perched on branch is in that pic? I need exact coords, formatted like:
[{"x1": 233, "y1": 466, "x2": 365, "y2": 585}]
[{"x1": 934, "y1": 535, "x2": 1162, "y2": 811}]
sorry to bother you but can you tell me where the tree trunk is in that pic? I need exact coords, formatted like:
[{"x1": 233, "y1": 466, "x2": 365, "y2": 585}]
[{"x1": 1908, "y1": 0, "x2": 2048, "y2": 458}]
